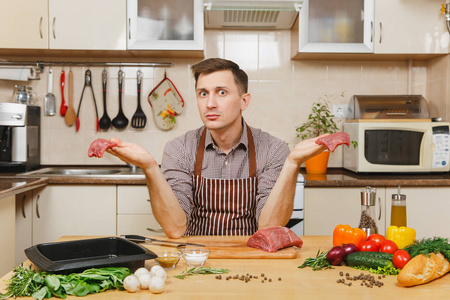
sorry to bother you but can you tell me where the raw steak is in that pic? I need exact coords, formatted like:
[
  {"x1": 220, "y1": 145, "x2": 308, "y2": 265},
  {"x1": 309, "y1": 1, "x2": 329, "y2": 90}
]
[
  {"x1": 315, "y1": 132, "x2": 350, "y2": 152},
  {"x1": 88, "y1": 139, "x2": 117, "y2": 158},
  {"x1": 247, "y1": 226, "x2": 303, "y2": 253}
]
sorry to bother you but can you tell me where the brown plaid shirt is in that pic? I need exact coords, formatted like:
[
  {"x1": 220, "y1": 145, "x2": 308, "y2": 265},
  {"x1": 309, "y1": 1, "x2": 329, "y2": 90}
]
[{"x1": 161, "y1": 122, "x2": 290, "y2": 222}]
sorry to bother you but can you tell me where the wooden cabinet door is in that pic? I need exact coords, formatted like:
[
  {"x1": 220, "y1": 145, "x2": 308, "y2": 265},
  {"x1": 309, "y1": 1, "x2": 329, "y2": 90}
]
[
  {"x1": 32, "y1": 185, "x2": 116, "y2": 245},
  {"x1": 304, "y1": 187, "x2": 386, "y2": 236},
  {"x1": 374, "y1": 0, "x2": 449, "y2": 54},
  {"x1": 116, "y1": 185, "x2": 162, "y2": 236},
  {"x1": 0, "y1": 0, "x2": 48, "y2": 49},
  {"x1": 48, "y1": 0, "x2": 126, "y2": 50},
  {"x1": 0, "y1": 195, "x2": 16, "y2": 277},
  {"x1": 15, "y1": 191, "x2": 33, "y2": 265},
  {"x1": 386, "y1": 187, "x2": 450, "y2": 239}
]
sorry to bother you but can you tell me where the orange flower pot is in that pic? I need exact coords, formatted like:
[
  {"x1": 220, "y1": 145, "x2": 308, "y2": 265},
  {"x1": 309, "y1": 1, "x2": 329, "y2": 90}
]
[{"x1": 304, "y1": 151, "x2": 330, "y2": 174}]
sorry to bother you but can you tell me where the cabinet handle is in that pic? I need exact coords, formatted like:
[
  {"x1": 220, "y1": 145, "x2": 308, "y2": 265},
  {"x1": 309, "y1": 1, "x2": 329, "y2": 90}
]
[
  {"x1": 379, "y1": 22, "x2": 382, "y2": 44},
  {"x1": 22, "y1": 194, "x2": 27, "y2": 218},
  {"x1": 39, "y1": 17, "x2": 43, "y2": 39},
  {"x1": 128, "y1": 18, "x2": 131, "y2": 40},
  {"x1": 378, "y1": 197, "x2": 381, "y2": 221},
  {"x1": 52, "y1": 17, "x2": 56, "y2": 39},
  {"x1": 370, "y1": 21, "x2": 373, "y2": 43},
  {"x1": 36, "y1": 194, "x2": 41, "y2": 219},
  {"x1": 147, "y1": 199, "x2": 150, "y2": 203}
]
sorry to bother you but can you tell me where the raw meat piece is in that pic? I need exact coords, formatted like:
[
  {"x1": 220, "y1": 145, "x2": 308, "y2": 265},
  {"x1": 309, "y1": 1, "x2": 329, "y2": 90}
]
[
  {"x1": 88, "y1": 139, "x2": 117, "y2": 158},
  {"x1": 315, "y1": 132, "x2": 350, "y2": 152},
  {"x1": 247, "y1": 226, "x2": 303, "y2": 253}
]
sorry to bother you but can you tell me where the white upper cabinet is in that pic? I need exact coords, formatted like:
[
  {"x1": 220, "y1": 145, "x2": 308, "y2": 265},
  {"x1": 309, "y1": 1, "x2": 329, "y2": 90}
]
[
  {"x1": 48, "y1": 0, "x2": 126, "y2": 50},
  {"x1": 374, "y1": 0, "x2": 449, "y2": 54},
  {"x1": 127, "y1": 0, "x2": 204, "y2": 50},
  {"x1": 0, "y1": 0, "x2": 48, "y2": 49},
  {"x1": 295, "y1": 0, "x2": 374, "y2": 53}
]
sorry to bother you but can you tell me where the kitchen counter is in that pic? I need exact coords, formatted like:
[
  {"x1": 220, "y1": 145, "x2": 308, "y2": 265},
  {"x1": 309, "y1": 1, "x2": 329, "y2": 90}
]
[
  {"x1": 1, "y1": 235, "x2": 449, "y2": 299},
  {"x1": 0, "y1": 176, "x2": 47, "y2": 200},
  {"x1": 1, "y1": 167, "x2": 450, "y2": 200}
]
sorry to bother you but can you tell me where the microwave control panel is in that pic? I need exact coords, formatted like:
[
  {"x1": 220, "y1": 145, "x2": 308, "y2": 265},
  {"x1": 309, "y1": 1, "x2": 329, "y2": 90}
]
[{"x1": 432, "y1": 125, "x2": 450, "y2": 168}]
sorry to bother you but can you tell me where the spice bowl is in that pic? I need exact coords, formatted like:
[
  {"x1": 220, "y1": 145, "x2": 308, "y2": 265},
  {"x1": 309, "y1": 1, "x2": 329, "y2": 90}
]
[
  {"x1": 181, "y1": 249, "x2": 210, "y2": 267},
  {"x1": 155, "y1": 251, "x2": 181, "y2": 270}
]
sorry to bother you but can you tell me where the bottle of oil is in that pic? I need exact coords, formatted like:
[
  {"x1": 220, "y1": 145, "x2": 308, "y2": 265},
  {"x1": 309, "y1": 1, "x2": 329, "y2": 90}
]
[{"x1": 390, "y1": 185, "x2": 407, "y2": 227}]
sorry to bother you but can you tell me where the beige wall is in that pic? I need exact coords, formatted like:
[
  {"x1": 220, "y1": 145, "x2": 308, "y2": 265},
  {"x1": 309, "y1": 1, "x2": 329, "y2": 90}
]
[{"x1": 0, "y1": 29, "x2": 447, "y2": 167}]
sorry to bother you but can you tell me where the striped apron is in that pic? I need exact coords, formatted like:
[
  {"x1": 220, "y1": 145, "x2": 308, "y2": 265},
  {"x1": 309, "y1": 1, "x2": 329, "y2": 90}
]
[{"x1": 185, "y1": 126, "x2": 258, "y2": 236}]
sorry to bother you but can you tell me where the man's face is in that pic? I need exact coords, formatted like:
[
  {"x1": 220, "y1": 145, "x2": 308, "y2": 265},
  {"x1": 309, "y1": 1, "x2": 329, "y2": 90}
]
[{"x1": 196, "y1": 70, "x2": 250, "y2": 132}]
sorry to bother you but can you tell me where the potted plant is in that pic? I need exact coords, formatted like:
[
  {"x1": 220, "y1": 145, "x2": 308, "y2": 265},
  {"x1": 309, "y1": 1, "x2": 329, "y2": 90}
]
[{"x1": 295, "y1": 94, "x2": 341, "y2": 174}]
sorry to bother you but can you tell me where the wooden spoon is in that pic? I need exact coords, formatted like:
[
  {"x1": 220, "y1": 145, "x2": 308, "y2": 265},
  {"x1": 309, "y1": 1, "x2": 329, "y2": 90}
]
[{"x1": 65, "y1": 70, "x2": 76, "y2": 126}]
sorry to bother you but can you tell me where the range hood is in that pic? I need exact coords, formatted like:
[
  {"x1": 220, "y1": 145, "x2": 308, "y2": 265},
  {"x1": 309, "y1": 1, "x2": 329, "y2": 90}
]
[{"x1": 204, "y1": 0, "x2": 303, "y2": 29}]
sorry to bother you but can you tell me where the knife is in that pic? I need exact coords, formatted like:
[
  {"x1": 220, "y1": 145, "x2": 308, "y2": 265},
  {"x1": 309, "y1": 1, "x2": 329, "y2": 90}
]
[{"x1": 121, "y1": 234, "x2": 205, "y2": 247}]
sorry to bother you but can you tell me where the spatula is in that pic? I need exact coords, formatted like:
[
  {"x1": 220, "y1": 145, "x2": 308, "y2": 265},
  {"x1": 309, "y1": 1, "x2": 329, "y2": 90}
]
[
  {"x1": 64, "y1": 70, "x2": 76, "y2": 126},
  {"x1": 44, "y1": 69, "x2": 56, "y2": 116},
  {"x1": 131, "y1": 70, "x2": 147, "y2": 129}
]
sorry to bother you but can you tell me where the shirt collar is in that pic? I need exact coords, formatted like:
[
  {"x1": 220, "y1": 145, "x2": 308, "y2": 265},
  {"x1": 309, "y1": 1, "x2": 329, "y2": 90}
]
[{"x1": 205, "y1": 120, "x2": 249, "y2": 152}]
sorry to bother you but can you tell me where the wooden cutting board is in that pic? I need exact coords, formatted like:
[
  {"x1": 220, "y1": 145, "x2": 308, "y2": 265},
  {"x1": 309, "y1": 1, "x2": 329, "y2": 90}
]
[{"x1": 185, "y1": 236, "x2": 297, "y2": 259}]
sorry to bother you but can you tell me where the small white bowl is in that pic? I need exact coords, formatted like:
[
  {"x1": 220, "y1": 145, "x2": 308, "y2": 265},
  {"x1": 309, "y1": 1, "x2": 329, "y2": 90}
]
[{"x1": 182, "y1": 249, "x2": 210, "y2": 267}]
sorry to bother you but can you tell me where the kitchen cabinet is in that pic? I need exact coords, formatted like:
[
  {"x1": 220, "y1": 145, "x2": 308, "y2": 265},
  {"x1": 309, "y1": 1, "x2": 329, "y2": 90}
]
[
  {"x1": 29, "y1": 185, "x2": 116, "y2": 245},
  {"x1": 292, "y1": 0, "x2": 374, "y2": 55},
  {"x1": 304, "y1": 187, "x2": 386, "y2": 236},
  {"x1": 0, "y1": 195, "x2": 15, "y2": 277},
  {"x1": 0, "y1": 0, "x2": 48, "y2": 49},
  {"x1": 385, "y1": 187, "x2": 450, "y2": 239},
  {"x1": 127, "y1": 0, "x2": 204, "y2": 50},
  {"x1": 15, "y1": 191, "x2": 33, "y2": 265},
  {"x1": 374, "y1": 0, "x2": 449, "y2": 54},
  {"x1": 117, "y1": 185, "x2": 162, "y2": 236},
  {"x1": 292, "y1": 0, "x2": 449, "y2": 59},
  {"x1": 49, "y1": 0, "x2": 126, "y2": 50}
]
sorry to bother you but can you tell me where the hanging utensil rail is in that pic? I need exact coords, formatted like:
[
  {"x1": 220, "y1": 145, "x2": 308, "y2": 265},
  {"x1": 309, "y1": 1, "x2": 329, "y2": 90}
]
[{"x1": 0, "y1": 61, "x2": 172, "y2": 80}]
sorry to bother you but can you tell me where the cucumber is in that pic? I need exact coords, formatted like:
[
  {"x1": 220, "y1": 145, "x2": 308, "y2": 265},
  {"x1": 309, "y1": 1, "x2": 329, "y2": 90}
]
[
  {"x1": 345, "y1": 252, "x2": 394, "y2": 269},
  {"x1": 347, "y1": 251, "x2": 393, "y2": 261}
]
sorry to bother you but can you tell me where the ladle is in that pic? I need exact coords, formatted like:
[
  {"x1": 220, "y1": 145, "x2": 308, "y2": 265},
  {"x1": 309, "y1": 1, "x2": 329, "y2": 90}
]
[
  {"x1": 99, "y1": 69, "x2": 111, "y2": 130},
  {"x1": 112, "y1": 70, "x2": 128, "y2": 129}
]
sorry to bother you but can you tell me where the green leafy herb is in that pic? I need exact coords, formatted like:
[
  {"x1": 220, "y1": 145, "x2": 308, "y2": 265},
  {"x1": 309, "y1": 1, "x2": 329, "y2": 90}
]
[
  {"x1": 173, "y1": 267, "x2": 230, "y2": 280},
  {"x1": 298, "y1": 249, "x2": 333, "y2": 271},
  {"x1": 0, "y1": 265, "x2": 131, "y2": 300},
  {"x1": 403, "y1": 237, "x2": 450, "y2": 261},
  {"x1": 351, "y1": 264, "x2": 400, "y2": 275}
]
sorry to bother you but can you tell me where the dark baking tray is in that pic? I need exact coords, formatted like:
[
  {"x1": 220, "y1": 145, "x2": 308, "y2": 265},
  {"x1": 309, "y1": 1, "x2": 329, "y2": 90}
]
[{"x1": 25, "y1": 237, "x2": 157, "y2": 274}]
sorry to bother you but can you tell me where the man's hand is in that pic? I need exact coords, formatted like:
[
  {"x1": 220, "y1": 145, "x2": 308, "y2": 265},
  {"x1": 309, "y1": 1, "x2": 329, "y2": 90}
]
[
  {"x1": 286, "y1": 134, "x2": 329, "y2": 168},
  {"x1": 106, "y1": 138, "x2": 157, "y2": 170}
]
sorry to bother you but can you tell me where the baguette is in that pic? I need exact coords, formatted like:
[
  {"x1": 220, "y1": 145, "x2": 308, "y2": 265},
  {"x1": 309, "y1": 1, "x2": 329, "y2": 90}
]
[{"x1": 397, "y1": 252, "x2": 450, "y2": 286}]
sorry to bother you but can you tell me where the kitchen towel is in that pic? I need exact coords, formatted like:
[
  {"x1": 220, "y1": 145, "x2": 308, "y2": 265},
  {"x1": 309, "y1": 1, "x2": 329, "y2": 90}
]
[{"x1": 0, "y1": 66, "x2": 37, "y2": 81}]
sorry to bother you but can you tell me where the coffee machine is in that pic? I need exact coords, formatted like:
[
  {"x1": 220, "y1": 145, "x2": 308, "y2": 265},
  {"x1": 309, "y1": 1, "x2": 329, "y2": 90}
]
[{"x1": 0, "y1": 102, "x2": 40, "y2": 172}]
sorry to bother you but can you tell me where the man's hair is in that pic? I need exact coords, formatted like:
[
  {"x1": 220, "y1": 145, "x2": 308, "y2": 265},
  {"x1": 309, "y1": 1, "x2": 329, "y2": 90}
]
[{"x1": 191, "y1": 58, "x2": 248, "y2": 95}]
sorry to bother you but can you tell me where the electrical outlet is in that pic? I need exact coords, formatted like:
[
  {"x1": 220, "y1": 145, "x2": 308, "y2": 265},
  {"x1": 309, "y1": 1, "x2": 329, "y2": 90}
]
[{"x1": 333, "y1": 104, "x2": 348, "y2": 119}]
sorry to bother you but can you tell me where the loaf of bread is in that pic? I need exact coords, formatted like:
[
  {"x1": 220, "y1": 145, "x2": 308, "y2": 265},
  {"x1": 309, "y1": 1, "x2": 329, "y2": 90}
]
[{"x1": 397, "y1": 252, "x2": 450, "y2": 286}]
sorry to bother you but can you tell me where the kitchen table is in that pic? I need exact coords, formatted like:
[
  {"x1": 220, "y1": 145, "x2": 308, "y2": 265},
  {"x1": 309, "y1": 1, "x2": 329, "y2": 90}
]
[{"x1": 1, "y1": 235, "x2": 450, "y2": 299}]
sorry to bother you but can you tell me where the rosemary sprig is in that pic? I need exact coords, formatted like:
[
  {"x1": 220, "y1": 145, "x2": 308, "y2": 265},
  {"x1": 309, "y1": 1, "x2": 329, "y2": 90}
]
[
  {"x1": 298, "y1": 249, "x2": 333, "y2": 271},
  {"x1": 173, "y1": 267, "x2": 230, "y2": 280}
]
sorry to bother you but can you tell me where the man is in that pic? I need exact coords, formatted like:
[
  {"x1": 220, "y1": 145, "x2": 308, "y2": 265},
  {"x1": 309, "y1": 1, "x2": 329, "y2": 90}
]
[{"x1": 106, "y1": 58, "x2": 326, "y2": 238}]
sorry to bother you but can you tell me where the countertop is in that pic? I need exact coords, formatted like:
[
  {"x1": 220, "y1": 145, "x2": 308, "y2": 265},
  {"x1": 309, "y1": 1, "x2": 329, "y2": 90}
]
[
  {"x1": 1, "y1": 167, "x2": 450, "y2": 200},
  {"x1": 1, "y1": 235, "x2": 449, "y2": 299}
]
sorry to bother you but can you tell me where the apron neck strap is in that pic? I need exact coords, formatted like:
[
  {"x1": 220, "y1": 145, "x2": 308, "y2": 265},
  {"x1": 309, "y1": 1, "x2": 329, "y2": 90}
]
[{"x1": 194, "y1": 124, "x2": 257, "y2": 177}]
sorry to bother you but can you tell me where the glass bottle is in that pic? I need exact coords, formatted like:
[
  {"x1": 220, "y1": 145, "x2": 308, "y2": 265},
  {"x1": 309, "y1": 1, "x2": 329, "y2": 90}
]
[
  {"x1": 390, "y1": 185, "x2": 407, "y2": 227},
  {"x1": 359, "y1": 186, "x2": 379, "y2": 236}
]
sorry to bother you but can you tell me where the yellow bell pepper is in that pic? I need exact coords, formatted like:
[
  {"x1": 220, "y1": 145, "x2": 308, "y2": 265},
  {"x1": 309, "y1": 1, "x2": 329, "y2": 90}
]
[{"x1": 386, "y1": 226, "x2": 416, "y2": 249}]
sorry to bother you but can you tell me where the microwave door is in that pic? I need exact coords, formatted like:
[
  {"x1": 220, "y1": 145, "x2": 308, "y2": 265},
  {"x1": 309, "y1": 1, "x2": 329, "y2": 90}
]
[{"x1": 364, "y1": 129, "x2": 424, "y2": 166}]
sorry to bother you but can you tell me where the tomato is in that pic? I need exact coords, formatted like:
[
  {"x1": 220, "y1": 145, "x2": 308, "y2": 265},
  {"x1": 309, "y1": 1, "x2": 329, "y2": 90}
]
[
  {"x1": 393, "y1": 250, "x2": 411, "y2": 269},
  {"x1": 358, "y1": 240, "x2": 379, "y2": 252},
  {"x1": 379, "y1": 240, "x2": 399, "y2": 254},
  {"x1": 367, "y1": 234, "x2": 385, "y2": 247}
]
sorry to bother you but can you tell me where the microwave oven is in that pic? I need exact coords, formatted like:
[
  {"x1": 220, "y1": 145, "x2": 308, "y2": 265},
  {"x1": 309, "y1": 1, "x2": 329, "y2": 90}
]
[{"x1": 343, "y1": 122, "x2": 450, "y2": 173}]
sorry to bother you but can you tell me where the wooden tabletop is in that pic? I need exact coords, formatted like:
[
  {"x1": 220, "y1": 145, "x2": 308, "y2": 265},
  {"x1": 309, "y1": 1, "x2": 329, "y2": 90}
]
[{"x1": 1, "y1": 235, "x2": 450, "y2": 299}]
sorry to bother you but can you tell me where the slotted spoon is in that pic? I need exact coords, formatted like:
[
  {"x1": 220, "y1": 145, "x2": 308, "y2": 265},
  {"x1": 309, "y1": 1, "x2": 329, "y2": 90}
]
[{"x1": 131, "y1": 70, "x2": 147, "y2": 129}]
